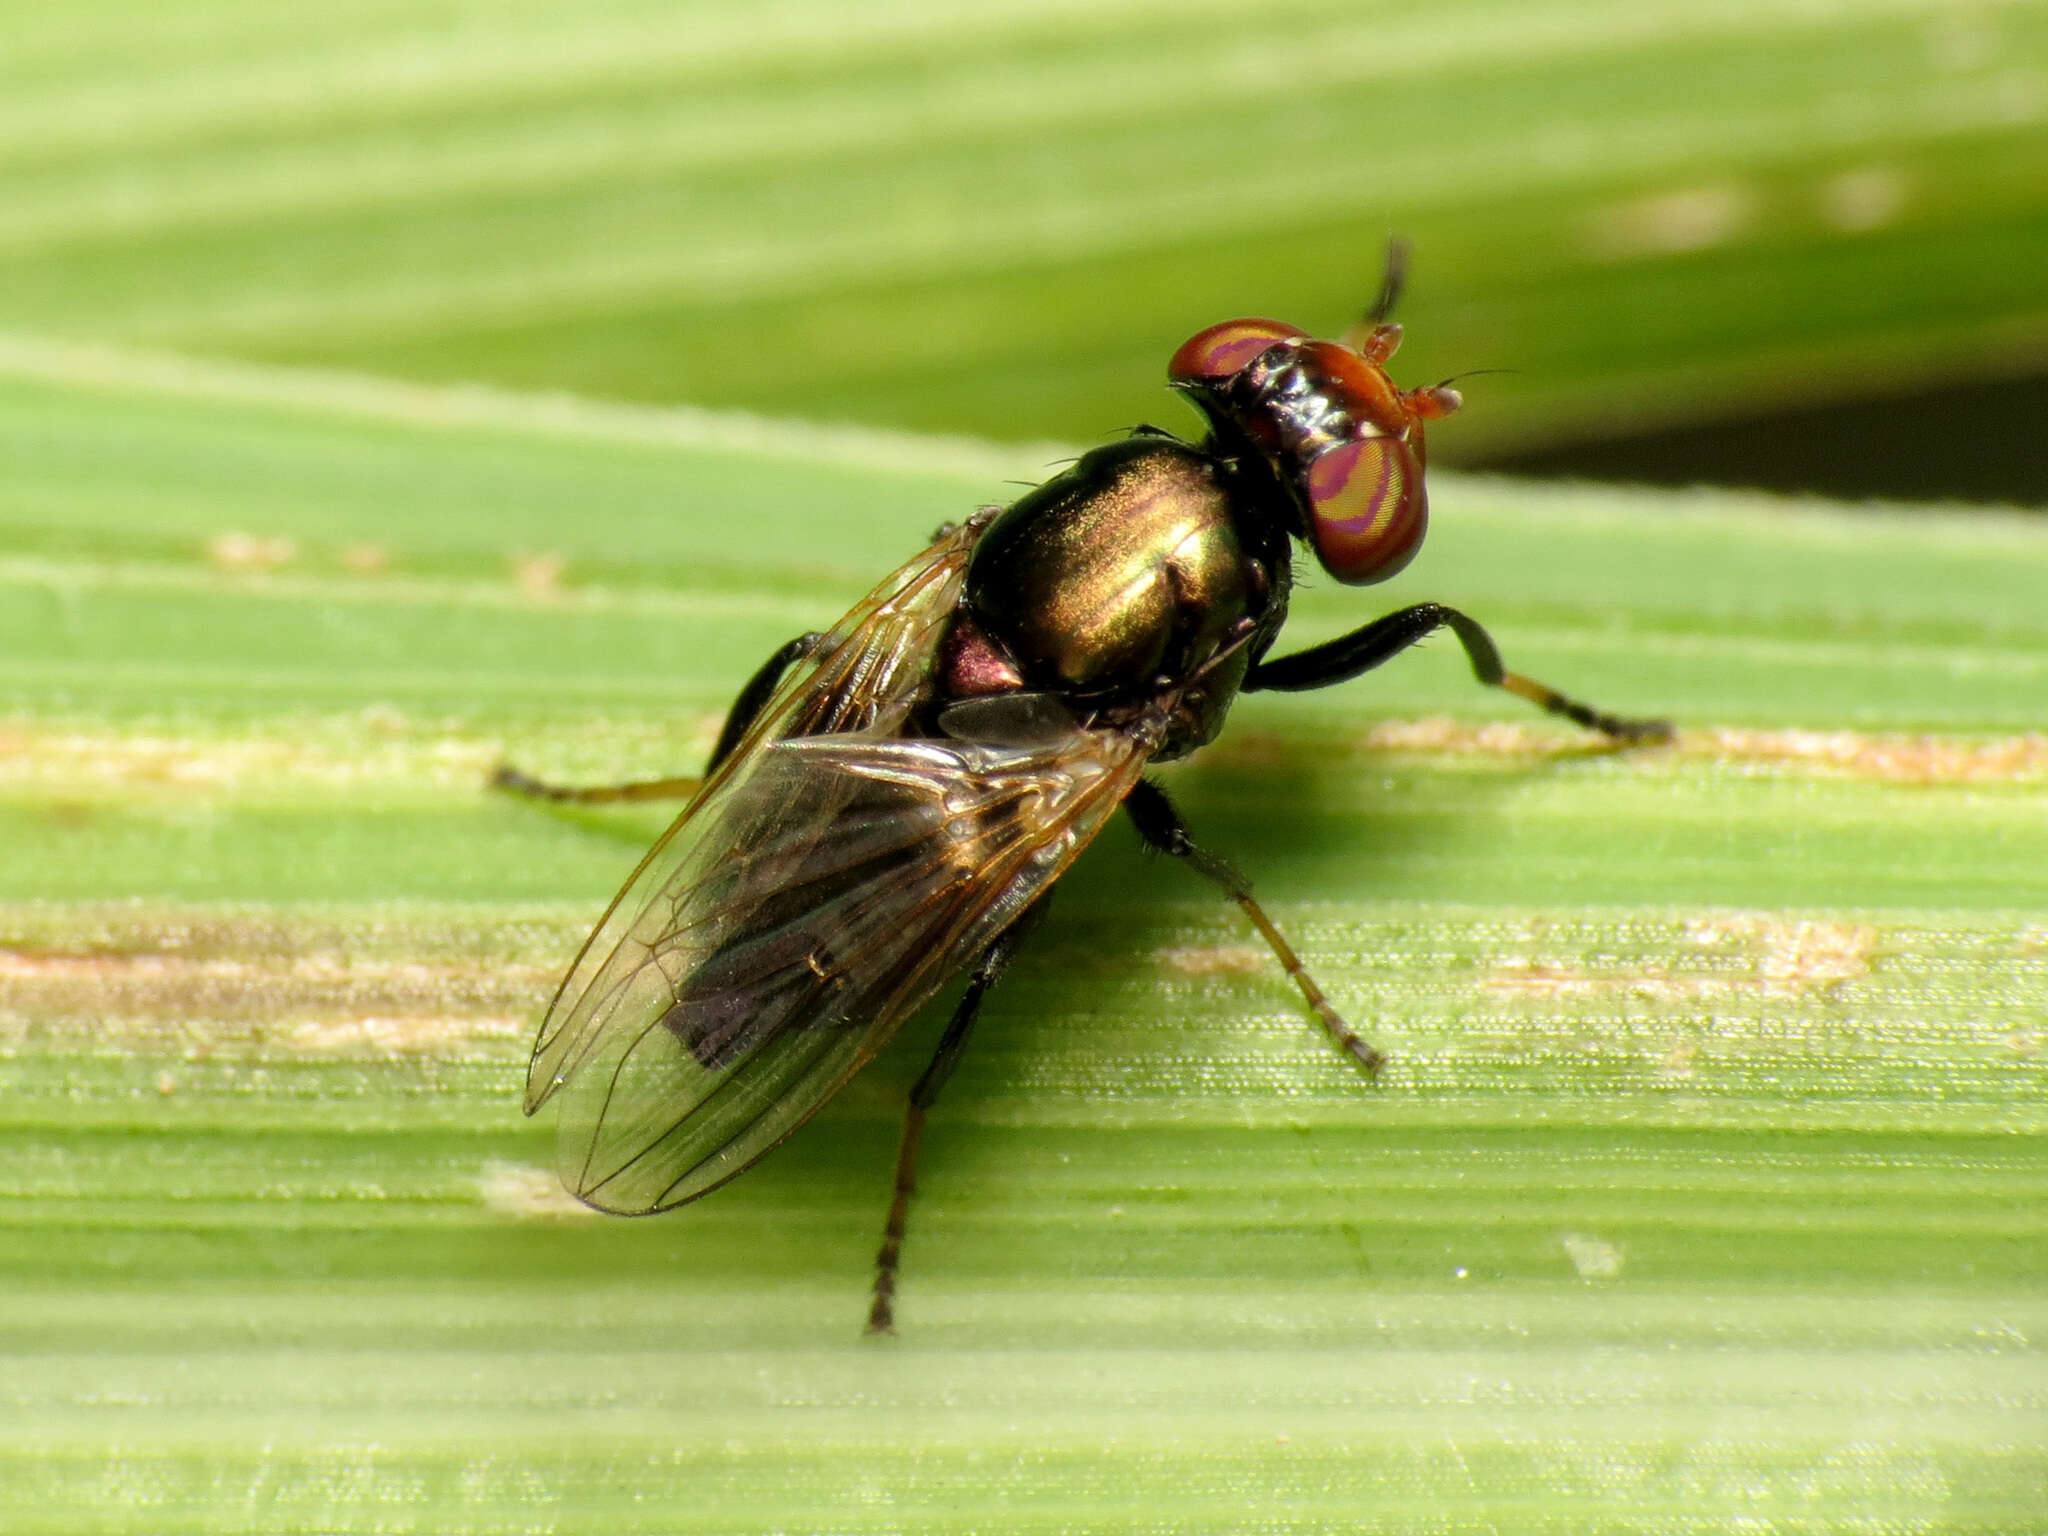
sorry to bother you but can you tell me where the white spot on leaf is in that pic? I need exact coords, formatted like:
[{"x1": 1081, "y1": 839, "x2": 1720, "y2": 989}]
[
  {"x1": 479, "y1": 1160, "x2": 598, "y2": 1220},
  {"x1": 1820, "y1": 167, "x2": 1908, "y2": 232},
  {"x1": 1560, "y1": 1232, "x2": 1625, "y2": 1280},
  {"x1": 1585, "y1": 184, "x2": 1757, "y2": 259}
]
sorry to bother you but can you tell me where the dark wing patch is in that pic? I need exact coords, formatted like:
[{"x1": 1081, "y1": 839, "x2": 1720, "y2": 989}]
[
  {"x1": 545, "y1": 730, "x2": 1149, "y2": 1214},
  {"x1": 527, "y1": 518, "x2": 980, "y2": 1118}
]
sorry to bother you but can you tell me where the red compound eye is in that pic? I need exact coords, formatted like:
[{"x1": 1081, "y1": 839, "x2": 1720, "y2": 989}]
[
  {"x1": 1168, "y1": 318, "x2": 1306, "y2": 385},
  {"x1": 1302, "y1": 433, "x2": 1429, "y2": 585}
]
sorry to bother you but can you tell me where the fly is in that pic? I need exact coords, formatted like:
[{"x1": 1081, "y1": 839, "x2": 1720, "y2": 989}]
[{"x1": 495, "y1": 249, "x2": 1670, "y2": 1332}]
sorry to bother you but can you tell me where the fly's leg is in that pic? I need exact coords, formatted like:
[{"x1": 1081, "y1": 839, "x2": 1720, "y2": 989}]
[
  {"x1": 488, "y1": 767, "x2": 704, "y2": 804},
  {"x1": 491, "y1": 632, "x2": 826, "y2": 802},
  {"x1": 701, "y1": 632, "x2": 828, "y2": 772},
  {"x1": 868, "y1": 895, "x2": 1051, "y2": 1336},
  {"x1": 1124, "y1": 780, "x2": 1384, "y2": 1077},
  {"x1": 1244, "y1": 602, "x2": 1670, "y2": 744}
]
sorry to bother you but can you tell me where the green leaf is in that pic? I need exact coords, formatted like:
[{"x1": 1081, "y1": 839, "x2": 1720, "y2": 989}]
[{"x1": 2, "y1": 342, "x2": 2045, "y2": 1532}]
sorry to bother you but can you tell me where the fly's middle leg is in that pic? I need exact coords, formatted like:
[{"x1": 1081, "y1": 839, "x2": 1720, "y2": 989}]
[{"x1": 1123, "y1": 779, "x2": 1384, "y2": 1077}]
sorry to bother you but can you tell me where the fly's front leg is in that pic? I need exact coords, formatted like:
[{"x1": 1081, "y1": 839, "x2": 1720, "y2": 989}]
[
  {"x1": 868, "y1": 894, "x2": 1052, "y2": 1336},
  {"x1": 491, "y1": 632, "x2": 826, "y2": 803},
  {"x1": 1124, "y1": 780, "x2": 1384, "y2": 1077},
  {"x1": 1245, "y1": 602, "x2": 1670, "y2": 744}
]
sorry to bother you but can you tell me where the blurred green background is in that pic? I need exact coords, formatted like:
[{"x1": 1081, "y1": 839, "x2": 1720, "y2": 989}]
[{"x1": 7, "y1": 0, "x2": 2044, "y2": 499}]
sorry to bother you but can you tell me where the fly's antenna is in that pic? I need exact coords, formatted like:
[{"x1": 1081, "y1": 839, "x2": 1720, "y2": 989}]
[
  {"x1": 1365, "y1": 237, "x2": 1411, "y2": 326},
  {"x1": 1341, "y1": 238, "x2": 1413, "y2": 354},
  {"x1": 1431, "y1": 367, "x2": 1520, "y2": 391}
]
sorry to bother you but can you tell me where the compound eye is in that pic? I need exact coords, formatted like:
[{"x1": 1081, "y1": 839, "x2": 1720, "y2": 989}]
[
  {"x1": 1302, "y1": 435, "x2": 1429, "y2": 585},
  {"x1": 1168, "y1": 318, "x2": 1306, "y2": 385}
]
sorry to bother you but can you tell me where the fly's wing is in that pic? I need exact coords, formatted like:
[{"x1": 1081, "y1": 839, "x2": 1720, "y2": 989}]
[
  {"x1": 528, "y1": 518, "x2": 981, "y2": 1117},
  {"x1": 542, "y1": 726, "x2": 1150, "y2": 1213}
]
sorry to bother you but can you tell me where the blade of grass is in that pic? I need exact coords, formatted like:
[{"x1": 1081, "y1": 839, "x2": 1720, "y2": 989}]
[{"x1": 0, "y1": 349, "x2": 2044, "y2": 1532}]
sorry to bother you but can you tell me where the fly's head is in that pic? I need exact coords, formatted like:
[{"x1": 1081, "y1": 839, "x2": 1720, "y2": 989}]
[{"x1": 1168, "y1": 316, "x2": 1461, "y2": 586}]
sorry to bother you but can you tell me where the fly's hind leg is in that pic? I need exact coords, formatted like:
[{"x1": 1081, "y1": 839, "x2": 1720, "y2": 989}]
[
  {"x1": 1245, "y1": 602, "x2": 1670, "y2": 744},
  {"x1": 490, "y1": 632, "x2": 826, "y2": 802},
  {"x1": 868, "y1": 894, "x2": 1052, "y2": 1336},
  {"x1": 1124, "y1": 779, "x2": 1384, "y2": 1077}
]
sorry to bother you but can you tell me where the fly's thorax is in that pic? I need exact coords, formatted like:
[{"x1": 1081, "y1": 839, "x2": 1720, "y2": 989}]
[{"x1": 962, "y1": 437, "x2": 1265, "y2": 709}]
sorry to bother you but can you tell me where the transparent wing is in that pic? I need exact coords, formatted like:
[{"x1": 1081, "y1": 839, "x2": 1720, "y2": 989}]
[
  {"x1": 539, "y1": 727, "x2": 1150, "y2": 1213},
  {"x1": 528, "y1": 518, "x2": 981, "y2": 1117}
]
